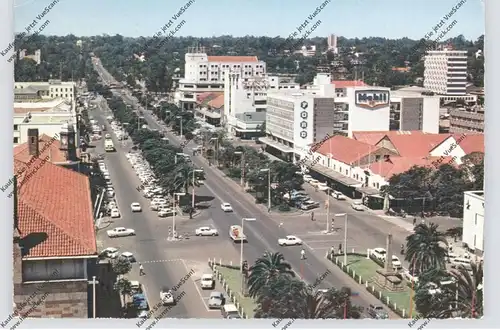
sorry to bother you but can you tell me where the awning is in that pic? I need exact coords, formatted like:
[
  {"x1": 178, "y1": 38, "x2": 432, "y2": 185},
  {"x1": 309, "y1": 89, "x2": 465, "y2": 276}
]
[
  {"x1": 233, "y1": 127, "x2": 260, "y2": 133},
  {"x1": 303, "y1": 160, "x2": 361, "y2": 187},
  {"x1": 258, "y1": 137, "x2": 294, "y2": 153},
  {"x1": 355, "y1": 186, "x2": 380, "y2": 196},
  {"x1": 196, "y1": 108, "x2": 221, "y2": 118}
]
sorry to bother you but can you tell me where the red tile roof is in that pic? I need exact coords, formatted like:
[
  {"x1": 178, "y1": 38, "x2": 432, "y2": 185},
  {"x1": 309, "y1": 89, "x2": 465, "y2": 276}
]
[
  {"x1": 316, "y1": 135, "x2": 380, "y2": 165},
  {"x1": 14, "y1": 134, "x2": 67, "y2": 163},
  {"x1": 452, "y1": 133, "x2": 484, "y2": 154},
  {"x1": 353, "y1": 130, "x2": 431, "y2": 146},
  {"x1": 367, "y1": 156, "x2": 454, "y2": 179},
  {"x1": 14, "y1": 155, "x2": 96, "y2": 258},
  {"x1": 381, "y1": 133, "x2": 450, "y2": 157},
  {"x1": 197, "y1": 92, "x2": 222, "y2": 105},
  {"x1": 207, "y1": 56, "x2": 258, "y2": 63},
  {"x1": 207, "y1": 94, "x2": 224, "y2": 109},
  {"x1": 331, "y1": 80, "x2": 367, "y2": 88}
]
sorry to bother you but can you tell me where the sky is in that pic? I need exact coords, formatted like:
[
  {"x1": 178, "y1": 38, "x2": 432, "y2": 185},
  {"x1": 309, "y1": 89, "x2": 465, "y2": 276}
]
[{"x1": 14, "y1": 0, "x2": 484, "y2": 41}]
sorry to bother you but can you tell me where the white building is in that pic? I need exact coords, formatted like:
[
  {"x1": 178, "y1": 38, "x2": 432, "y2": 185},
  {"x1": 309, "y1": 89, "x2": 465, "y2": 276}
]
[
  {"x1": 296, "y1": 45, "x2": 316, "y2": 57},
  {"x1": 14, "y1": 80, "x2": 76, "y2": 102},
  {"x1": 390, "y1": 87, "x2": 440, "y2": 133},
  {"x1": 175, "y1": 47, "x2": 266, "y2": 111},
  {"x1": 327, "y1": 34, "x2": 338, "y2": 54},
  {"x1": 224, "y1": 73, "x2": 299, "y2": 138},
  {"x1": 18, "y1": 49, "x2": 41, "y2": 64},
  {"x1": 424, "y1": 49, "x2": 468, "y2": 96},
  {"x1": 13, "y1": 98, "x2": 77, "y2": 146},
  {"x1": 462, "y1": 190, "x2": 484, "y2": 255}
]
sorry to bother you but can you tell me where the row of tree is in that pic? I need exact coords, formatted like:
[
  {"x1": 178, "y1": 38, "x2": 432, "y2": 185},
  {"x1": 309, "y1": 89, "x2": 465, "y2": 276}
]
[{"x1": 405, "y1": 223, "x2": 483, "y2": 318}]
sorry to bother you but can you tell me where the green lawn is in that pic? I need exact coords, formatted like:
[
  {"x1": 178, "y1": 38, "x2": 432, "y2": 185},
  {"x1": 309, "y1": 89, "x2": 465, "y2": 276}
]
[
  {"x1": 216, "y1": 266, "x2": 257, "y2": 318},
  {"x1": 343, "y1": 255, "x2": 415, "y2": 316}
]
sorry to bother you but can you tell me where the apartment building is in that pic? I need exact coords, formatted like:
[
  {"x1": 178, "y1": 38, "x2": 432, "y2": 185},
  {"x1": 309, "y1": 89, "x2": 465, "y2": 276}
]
[
  {"x1": 449, "y1": 105, "x2": 484, "y2": 133},
  {"x1": 175, "y1": 47, "x2": 266, "y2": 111},
  {"x1": 223, "y1": 72, "x2": 299, "y2": 138}
]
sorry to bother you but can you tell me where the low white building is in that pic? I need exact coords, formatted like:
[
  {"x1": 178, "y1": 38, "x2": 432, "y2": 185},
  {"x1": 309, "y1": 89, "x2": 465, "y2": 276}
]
[
  {"x1": 14, "y1": 80, "x2": 76, "y2": 102},
  {"x1": 13, "y1": 98, "x2": 78, "y2": 146},
  {"x1": 175, "y1": 47, "x2": 266, "y2": 111},
  {"x1": 462, "y1": 191, "x2": 484, "y2": 255}
]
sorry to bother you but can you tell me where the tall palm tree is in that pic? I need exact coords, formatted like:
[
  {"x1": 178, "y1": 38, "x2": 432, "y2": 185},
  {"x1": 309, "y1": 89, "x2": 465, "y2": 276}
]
[
  {"x1": 405, "y1": 222, "x2": 448, "y2": 273},
  {"x1": 248, "y1": 252, "x2": 295, "y2": 298}
]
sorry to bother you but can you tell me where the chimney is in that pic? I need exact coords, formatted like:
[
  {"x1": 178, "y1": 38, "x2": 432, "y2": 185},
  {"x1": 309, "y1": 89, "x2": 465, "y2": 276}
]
[{"x1": 27, "y1": 129, "x2": 39, "y2": 157}]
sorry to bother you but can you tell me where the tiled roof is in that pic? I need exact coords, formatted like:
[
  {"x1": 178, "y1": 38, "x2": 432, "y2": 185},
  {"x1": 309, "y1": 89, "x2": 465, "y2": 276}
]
[
  {"x1": 316, "y1": 135, "x2": 380, "y2": 165},
  {"x1": 197, "y1": 92, "x2": 222, "y2": 105},
  {"x1": 367, "y1": 156, "x2": 453, "y2": 179},
  {"x1": 452, "y1": 133, "x2": 484, "y2": 154},
  {"x1": 331, "y1": 80, "x2": 367, "y2": 88},
  {"x1": 14, "y1": 134, "x2": 67, "y2": 163},
  {"x1": 381, "y1": 133, "x2": 450, "y2": 157},
  {"x1": 353, "y1": 130, "x2": 430, "y2": 146},
  {"x1": 14, "y1": 107, "x2": 52, "y2": 114},
  {"x1": 14, "y1": 155, "x2": 96, "y2": 258},
  {"x1": 207, "y1": 56, "x2": 259, "y2": 63},
  {"x1": 207, "y1": 94, "x2": 224, "y2": 109}
]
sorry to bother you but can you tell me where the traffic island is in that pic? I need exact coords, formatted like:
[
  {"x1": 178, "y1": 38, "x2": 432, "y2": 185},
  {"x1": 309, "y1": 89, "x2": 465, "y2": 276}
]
[
  {"x1": 327, "y1": 253, "x2": 416, "y2": 318},
  {"x1": 208, "y1": 259, "x2": 256, "y2": 318}
]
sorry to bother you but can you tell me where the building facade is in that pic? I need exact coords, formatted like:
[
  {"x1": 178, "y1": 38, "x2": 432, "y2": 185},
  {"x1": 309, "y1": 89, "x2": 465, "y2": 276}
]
[
  {"x1": 449, "y1": 106, "x2": 484, "y2": 133},
  {"x1": 390, "y1": 88, "x2": 440, "y2": 133},
  {"x1": 175, "y1": 47, "x2": 266, "y2": 111},
  {"x1": 14, "y1": 80, "x2": 76, "y2": 101},
  {"x1": 424, "y1": 49, "x2": 468, "y2": 96},
  {"x1": 462, "y1": 191, "x2": 484, "y2": 255}
]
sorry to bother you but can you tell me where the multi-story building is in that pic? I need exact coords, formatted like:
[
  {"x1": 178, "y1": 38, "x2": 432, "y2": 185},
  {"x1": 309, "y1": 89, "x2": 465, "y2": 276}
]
[
  {"x1": 462, "y1": 190, "x2": 484, "y2": 256},
  {"x1": 424, "y1": 49, "x2": 472, "y2": 102},
  {"x1": 327, "y1": 34, "x2": 338, "y2": 54},
  {"x1": 296, "y1": 45, "x2": 317, "y2": 57},
  {"x1": 449, "y1": 105, "x2": 485, "y2": 133},
  {"x1": 223, "y1": 72, "x2": 299, "y2": 138},
  {"x1": 175, "y1": 47, "x2": 266, "y2": 111},
  {"x1": 13, "y1": 98, "x2": 78, "y2": 146},
  {"x1": 14, "y1": 80, "x2": 76, "y2": 101}
]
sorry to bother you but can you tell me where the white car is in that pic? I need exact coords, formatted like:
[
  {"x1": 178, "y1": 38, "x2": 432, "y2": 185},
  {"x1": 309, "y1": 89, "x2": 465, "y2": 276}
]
[
  {"x1": 110, "y1": 208, "x2": 121, "y2": 218},
  {"x1": 303, "y1": 174, "x2": 313, "y2": 182},
  {"x1": 351, "y1": 201, "x2": 364, "y2": 211},
  {"x1": 317, "y1": 182, "x2": 329, "y2": 191},
  {"x1": 160, "y1": 287, "x2": 175, "y2": 305},
  {"x1": 221, "y1": 203, "x2": 233, "y2": 212},
  {"x1": 331, "y1": 191, "x2": 346, "y2": 200},
  {"x1": 195, "y1": 226, "x2": 219, "y2": 236},
  {"x1": 131, "y1": 202, "x2": 142, "y2": 212},
  {"x1": 278, "y1": 235, "x2": 303, "y2": 246},
  {"x1": 107, "y1": 227, "x2": 135, "y2": 238},
  {"x1": 200, "y1": 274, "x2": 215, "y2": 289},
  {"x1": 120, "y1": 251, "x2": 136, "y2": 263},
  {"x1": 371, "y1": 247, "x2": 387, "y2": 261},
  {"x1": 309, "y1": 179, "x2": 320, "y2": 187},
  {"x1": 100, "y1": 247, "x2": 119, "y2": 259},
  {"x1": 158, "y1": 208, "x2": 175, "y2": 217},
  {"x1": 391, "y1": 255, "x2": 402, "y2": 269},
  {"x1": 106, "y1": 188, "x2": 115, "y2": 198}
]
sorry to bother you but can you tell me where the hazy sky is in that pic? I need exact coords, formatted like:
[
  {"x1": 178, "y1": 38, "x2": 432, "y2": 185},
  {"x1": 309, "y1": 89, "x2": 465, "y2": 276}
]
[{"x1": 14, "y1": 0, "x2": 484, "y2": 40}]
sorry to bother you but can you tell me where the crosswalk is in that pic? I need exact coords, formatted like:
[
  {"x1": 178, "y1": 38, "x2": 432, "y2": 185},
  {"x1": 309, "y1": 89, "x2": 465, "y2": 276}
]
[
  {"x1": 140, "y1": 258, "x2": 183, "y2": 264},
  {"x1": 299, "y1": 232, "x2": 359, "y2": 252}
]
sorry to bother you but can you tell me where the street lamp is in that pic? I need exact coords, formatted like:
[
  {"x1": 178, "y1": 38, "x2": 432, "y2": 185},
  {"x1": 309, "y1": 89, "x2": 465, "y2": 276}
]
[
  {"x1": 259, "y1": 168, "x2": 271, "y2": 212},
  {"x1": 176, "y1": 116, "x2": 183, "y2": 138},
  {"x1": 210, "y1": 137, "x2": 219, "y2": 166},
  {"x1": 325, "y1": 186, "x2": 331, "y2": 233},
  {"x1": 335, "y1": 213, "x2": 348, "y2": 264},
  {"x1": 241, "y1": 217, "x2": 256, "y2": 294},
  {"x1": 234, "y1": 151, "x2": 245, "y2": 187},
  {"x1": 192, "y1": 169, "x2": 203, "y2": 208},
  {"x1": 172, "y1": 192, "x2": 186, "y2": 240}
]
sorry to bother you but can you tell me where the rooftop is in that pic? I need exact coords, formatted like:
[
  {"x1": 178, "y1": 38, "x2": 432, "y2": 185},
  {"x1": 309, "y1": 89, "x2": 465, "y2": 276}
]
[
  {"x1": 353, "y1": 130, "x2": 431, "y2": 146},
  {"x1": 316, "y1": 135, "x2": 380, "y2": 165},
  {"x1": 207, "y1": 56, "x2": 259, "y2": 63},
  {"x1": 14, "y1": 134, "x2": 67, "y2": 163},
  {"x1": 366, "y1": 156, "x2": 454, "y2": 179},
  {"x1": 380, "y1": 133, "x2": 451, "y2": 157},
  {"x1": 207, "y1": 94, "x2": 224, "y2": 109},
  {"x1": 331, "y1": 80, "x2": 367, "y2": 88}
]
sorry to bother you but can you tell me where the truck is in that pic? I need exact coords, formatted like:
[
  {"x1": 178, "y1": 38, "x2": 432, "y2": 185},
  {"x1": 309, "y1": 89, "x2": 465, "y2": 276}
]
[
  {"x1": 104, "y1": 139, "x2": 115, "y2": 152},
  {"x1": 229, "y1": 225, "x2": 246, "y2": 242}
]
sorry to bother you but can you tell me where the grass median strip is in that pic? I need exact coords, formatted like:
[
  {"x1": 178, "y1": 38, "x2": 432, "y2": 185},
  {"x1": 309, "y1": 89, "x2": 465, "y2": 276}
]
[{"x1": 216, "y1": 266, "x2": 256, "y2": 318}]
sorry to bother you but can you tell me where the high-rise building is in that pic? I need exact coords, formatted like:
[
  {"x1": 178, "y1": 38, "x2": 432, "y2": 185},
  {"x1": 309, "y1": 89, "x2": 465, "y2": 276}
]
[
  {"x1": 424, "y1": 49, "x2": 468, "y2": 96},
  {"x1": 327, "y1": 34, "x2": 338, "y2": 54}
]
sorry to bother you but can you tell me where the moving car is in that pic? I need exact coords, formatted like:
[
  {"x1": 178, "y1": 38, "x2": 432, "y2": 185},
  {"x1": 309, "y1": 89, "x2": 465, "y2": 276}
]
[
  {"x1": 160, "y1": 287, "x2": 175, "y2": 305},
  {"x1": 195, "y1": 227, "x2": 219, "y2": 236},
  {"x1": 107, "y1": 227, "x2": 135, "y2": 238},
  {"x1": 368, "y1": 304, "x2": 389, "y2": 319},
  {"x1": 200, "y1": 274, "x2": 215, "y2": 289},
  {"x1": 391, "y1": 255, "x2": 402, "y2": 270},
  {"x1": 120, "y1": 251, "x2": 136, "y2": 263},
  {"x1": 331, "y1": 191, "x2": 346, "y2": 200},
  {"x1": 110, "y1": 208, "x2": 120, "y2": 218},
  {"x1": 131, "y1": 202, "x2": 142, "y2": 212},
  {"x1": 221, "y1": 203, "x2": 233, "y2": 212},
  {"x1": 371, "y1": 247, "x2": 387, "y2": 261},
  {"x1": 351, "y1": 200, "x2": 365, "y2": 211},
  {"x1": 99, "y1": 247, "x2": 119, "y2": 259},
  {"x1": 278, "y1": 235, "x2": 303, "y2": 246},
  {"x1": 300, "y1": 200, "x2": 320, "y2": 210},
  {"x1": 229, "y1": 225, "x2": 246, "y2": 242},
  {"x1": 208, "y1": 292, "x2": 225, "y2": 309},
  {"x1": 308, "y1": 179, "x2": 320, "y2": 187}
]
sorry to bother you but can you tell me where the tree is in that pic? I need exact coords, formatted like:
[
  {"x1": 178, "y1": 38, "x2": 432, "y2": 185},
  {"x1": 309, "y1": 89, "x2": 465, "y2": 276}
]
[
  {"x1": 405, "y1": 222, "x2": 448, "y2": 274},
  {"x1": 114, "y1": 278, "x2": 133, "y2": 307},
  {"x1": 247, "y1": 252, "x2": 295, "y2": 298},
  {"x1": 445, "y1": 226, "x2": 463, "y2": 242},
  {"x1": 112, "y1": 256, "x2": 132, "y2": 278}
]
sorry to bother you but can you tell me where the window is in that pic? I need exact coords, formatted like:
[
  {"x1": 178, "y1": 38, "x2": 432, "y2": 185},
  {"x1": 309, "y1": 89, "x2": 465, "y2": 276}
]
[
  {"x1": 13, "y1": 137, "x2": 19, "y2": 143},
  {"x1": 14, "y1": 124, "x2": 18, "y2": 131}
]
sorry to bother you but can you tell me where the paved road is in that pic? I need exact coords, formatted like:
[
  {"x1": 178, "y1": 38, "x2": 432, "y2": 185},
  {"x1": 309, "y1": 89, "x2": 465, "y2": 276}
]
[{"x1": 91, "y1": 99, "x2": 224, "y2": 319}]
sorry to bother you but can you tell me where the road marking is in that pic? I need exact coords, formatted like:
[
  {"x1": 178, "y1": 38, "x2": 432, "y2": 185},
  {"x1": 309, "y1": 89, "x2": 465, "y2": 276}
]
[
  {"x1": 140, "y1": 259, "x2": 183, "y2": 264},
  {"x1": 304, "y1": 239, "x2": 341, "y2": 244},
  {"x1": 181, "y1": 259, "x2": 211, "y2": 312}
]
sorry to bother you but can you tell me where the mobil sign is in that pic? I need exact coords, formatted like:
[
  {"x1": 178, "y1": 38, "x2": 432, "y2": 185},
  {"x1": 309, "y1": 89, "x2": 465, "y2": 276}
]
[{"x1": 355, "y1": 89, "x2": 390, "y2": 110}]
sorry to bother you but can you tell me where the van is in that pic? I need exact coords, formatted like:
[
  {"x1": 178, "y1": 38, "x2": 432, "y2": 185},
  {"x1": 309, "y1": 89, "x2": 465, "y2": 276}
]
[
  {"x1": 451, "y1": 257, "x2": 472, "y2": 270},
  {"x1": 221, "y1": 304, "x2": 239, "y2": 318}
]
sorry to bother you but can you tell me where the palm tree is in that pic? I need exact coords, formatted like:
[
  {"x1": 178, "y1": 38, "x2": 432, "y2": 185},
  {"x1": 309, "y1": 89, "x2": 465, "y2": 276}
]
[
  {"x1": 114, "y1": 277, "x2": 133, "y2": 307},
  {"x1": 405, "y1": 222, "x2": 448, "y2": 273},
  {"x1": 248, "y1": 252, "x2": 295, "y2": 298},
  {"x1": 445, "y1": 226, "x2": 463, "y2": 243}
]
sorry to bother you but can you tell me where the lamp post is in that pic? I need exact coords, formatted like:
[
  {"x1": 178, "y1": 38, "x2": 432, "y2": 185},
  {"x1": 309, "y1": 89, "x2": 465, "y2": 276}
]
[
  {"x1": 172, "y1": 192, "x2": 186, "y2": 240},
  {"x1": 234, "y1": 151, "x2": 245, "y2": 188},
  {"x1": 87, "y1": 276, "x2": 99, "y2": 318},
  {"x1": 260, "y1": 168, "x2": 271, "y2": 212},
  {"x1": 192, "y1": 169, "x2": 203, "y2": 208},
  {"x1": 240, "y1": 217, "x2": 256, "y2": 294},
  {"x1": 326, "y1": 187, "x2": 331, "y2": 233},
  {"x1": 335, "y1": 213, "x2": 348, "y2": 264},
  {"x1": 176, "y1": 116, "x2": 183, "y2": 138},
  {"x1": 210, "y1": 137, "x2": 219, "y2": 166}
]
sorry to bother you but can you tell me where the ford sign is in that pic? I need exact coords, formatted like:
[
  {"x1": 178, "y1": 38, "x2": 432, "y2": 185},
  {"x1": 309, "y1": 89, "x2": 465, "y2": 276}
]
[{"x1": 355, "y1": 90, "x2": 390, "y2": 109}]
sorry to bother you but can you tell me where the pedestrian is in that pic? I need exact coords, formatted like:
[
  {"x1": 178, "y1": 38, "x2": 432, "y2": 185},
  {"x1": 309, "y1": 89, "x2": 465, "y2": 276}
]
[
  {"x1": 338, "y1": 243, "x2": 342, "y2": 254},
  {"x1": 311, "y1": 211, "x2": 315, "y2": 221},
  {"x1": 330, "y1": 246, "x2": 335, "y2": 258},
  {"x1": 279, "y1": 222, "x2": 283, "y2": 228},
  {"x1": 139, "y1": 263, "x2": 145, "y2": 276},
  {"x1": 413, "y1": 218, "x2": 416, "y2": 226},
  {"x1": 400, "y1": 244, "x2": 405, "y2": 255},
  {"x1": 300, "y1": 248, "x2": 306, "y2": 260}
]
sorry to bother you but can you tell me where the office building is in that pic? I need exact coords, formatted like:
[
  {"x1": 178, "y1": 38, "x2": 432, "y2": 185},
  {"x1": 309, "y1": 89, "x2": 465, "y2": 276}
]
[
  {"x1": 449, "y1": 105, "x2": 485, "y2": 133},
  {"x1": 327, "y1": 34, "x2": 338, "y2": 54},
  {"x1": 390, "y1": 87, "x2": 440, "y2": 133},
  {"x1": 424, "y1": 49, "x2": 468, "y2": 96},
  {"x1": 175, "y1": 47, "x2": 266, "y2": 111}
]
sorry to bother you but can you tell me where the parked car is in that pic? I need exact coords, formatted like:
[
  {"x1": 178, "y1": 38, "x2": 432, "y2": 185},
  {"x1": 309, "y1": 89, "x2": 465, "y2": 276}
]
[
  {"x1": 131, "y1": 202, "x2": 142, "y2": 212},
  {"x1": 308, "y1": 179, "x2": 320, "y2": 187},
  {"x1": 331, "y1": 191, "x2": 346, "y2": 200},
  {"x1": 371, "y1": 247, "x2": 387, "y2": 261},
  {"x1": 195, "y1": 227, "x2": 219, "y2": 236},
  {"x1": 367, "y1": 304, "x2": 389, "y2": 319},
  {"x1": 200, "y1": 274, "x2": 215, "y2": 289},
  {"x1": 107, "y1": 227, "x2": 135, "y2": 238},
  {"x1": 160, "y1": 287, "x2": 175, "y2": 305},
  {"x1": 120, "y1": 251, "x2": 136, "y2": 263},
  {"x1": 208, "y1": 292, "x2": 225, "y2": 309},
  {"x1": 99, "y1": 247, "x2": 119, "y2": 259},
  {"x1": 300, "y1": 200, "x2": 320, "y2": 210},
  {"x1": 278, "y1": 235, "x2": 303, "y2": 246},
  {"x1": 158, "y1": 208, "x2": 175, "y2": 217},
  {"x1": 302, "y1": 175, "x2": 313, "y2": 182},
  {"x1": 351, "y1": 201, "x2": 364, "y2": 211},
  {"x1": 110, "y1": 208, "x2": 120, "y2": 218}
]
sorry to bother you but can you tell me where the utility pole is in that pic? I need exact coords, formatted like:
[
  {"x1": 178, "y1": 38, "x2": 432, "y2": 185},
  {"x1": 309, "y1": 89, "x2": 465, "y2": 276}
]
[{"x1": 326, "y1": 187, "x2": 330, "y2": 233}]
